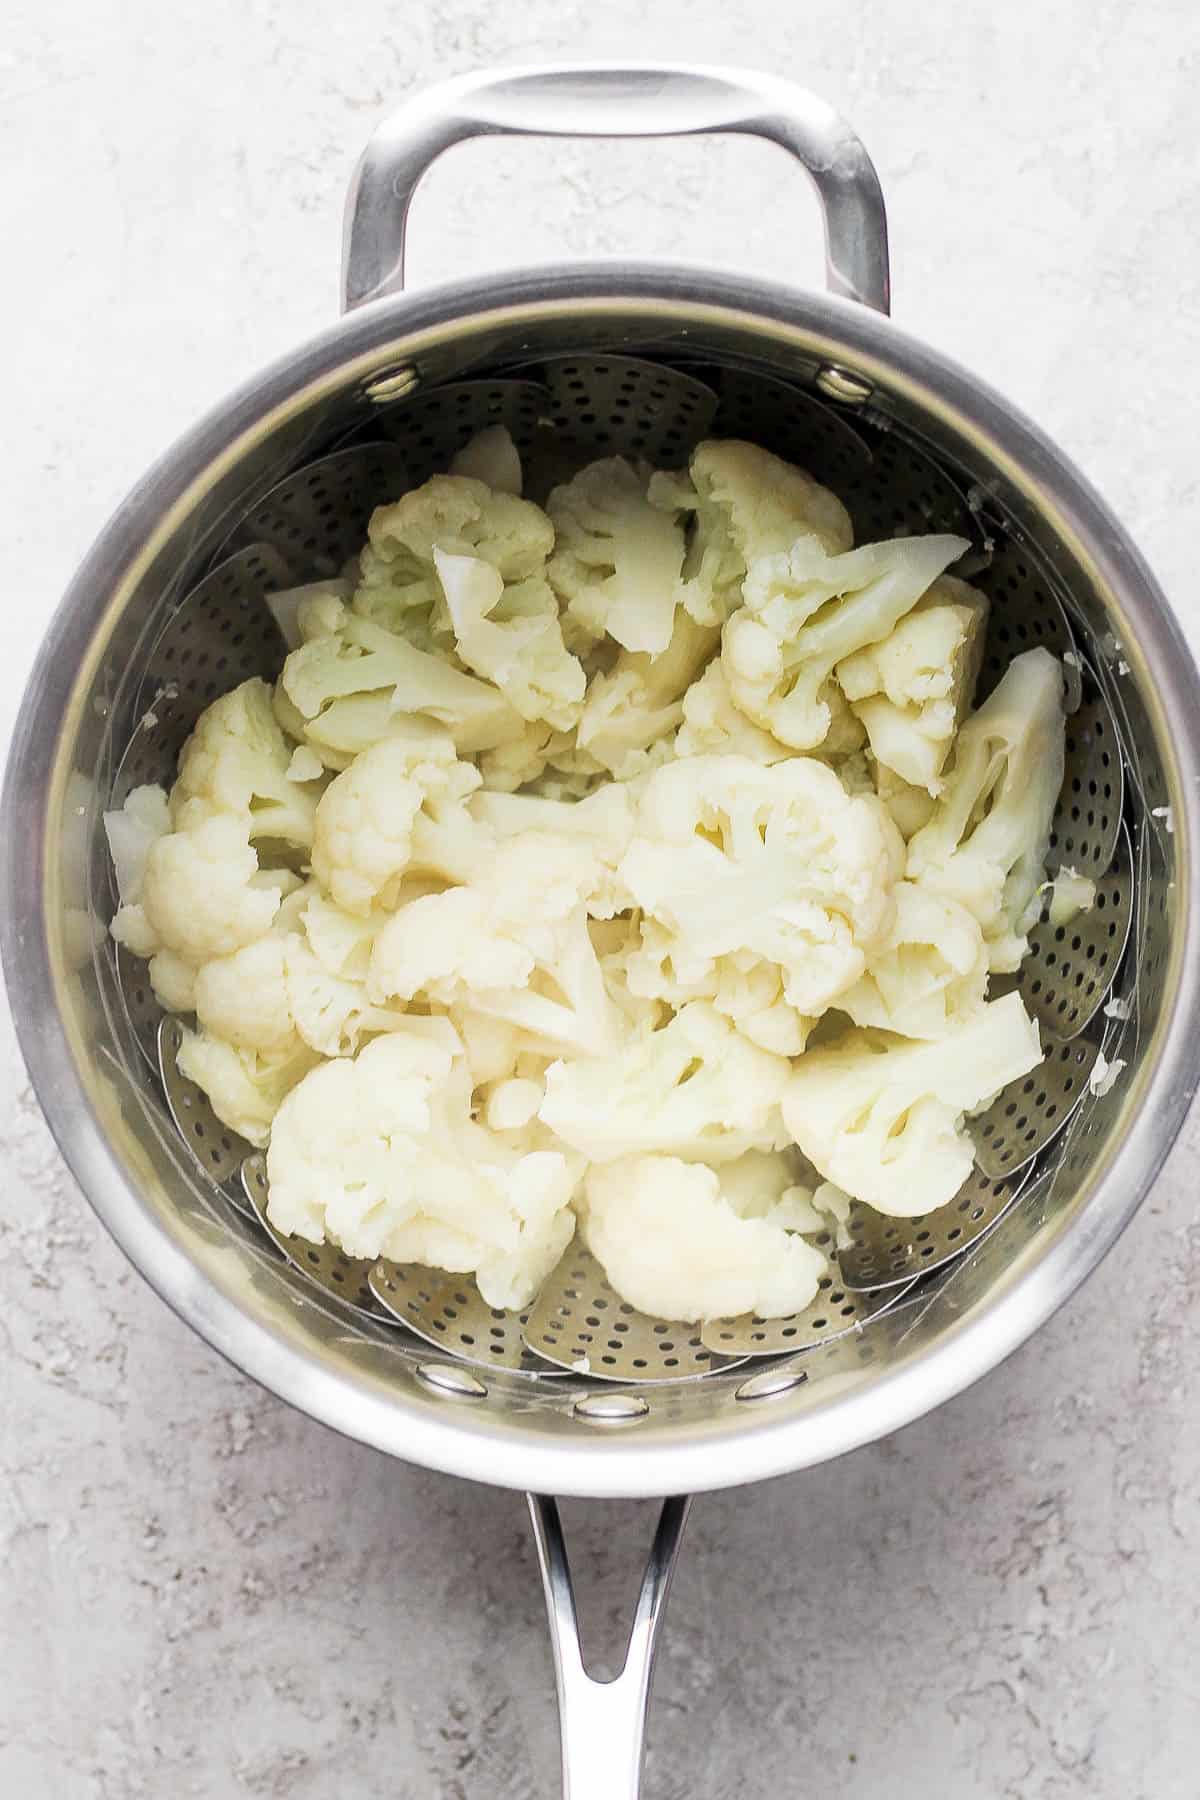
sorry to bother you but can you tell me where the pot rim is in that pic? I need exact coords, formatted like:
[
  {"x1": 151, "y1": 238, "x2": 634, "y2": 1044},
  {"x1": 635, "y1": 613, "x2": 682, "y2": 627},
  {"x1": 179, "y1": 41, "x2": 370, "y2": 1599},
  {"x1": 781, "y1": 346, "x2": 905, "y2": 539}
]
[{"x1": 6, "y1": 262, "x2": 1199, "y2": 1498}]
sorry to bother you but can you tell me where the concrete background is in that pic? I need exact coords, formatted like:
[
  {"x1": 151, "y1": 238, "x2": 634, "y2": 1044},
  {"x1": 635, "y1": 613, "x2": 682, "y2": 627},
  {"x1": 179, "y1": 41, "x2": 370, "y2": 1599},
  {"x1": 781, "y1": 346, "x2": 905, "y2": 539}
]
[{"x1": 3, "y1": 2, "x2": 1200, "y2": 1794}]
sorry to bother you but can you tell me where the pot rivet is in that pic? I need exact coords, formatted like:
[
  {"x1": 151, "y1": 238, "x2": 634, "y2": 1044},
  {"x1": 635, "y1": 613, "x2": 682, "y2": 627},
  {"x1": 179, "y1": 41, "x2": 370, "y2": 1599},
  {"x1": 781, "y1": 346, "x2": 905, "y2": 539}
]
[
  {"x1": 364, "y1": 362, "x2": 420, "y2": 403},
  {"x1": 815, "y1": 364, "x2": 873, "y2": 404},
  {"x1": 735, "y1": 1366, "x2": 809, "y2": 1403},
  {"x1": 573, "y1": 1391, "x2": 650, "y2": 1425},
  {"x1": 416, "y1": 1361, "x2": 487, "y2": 1400}
]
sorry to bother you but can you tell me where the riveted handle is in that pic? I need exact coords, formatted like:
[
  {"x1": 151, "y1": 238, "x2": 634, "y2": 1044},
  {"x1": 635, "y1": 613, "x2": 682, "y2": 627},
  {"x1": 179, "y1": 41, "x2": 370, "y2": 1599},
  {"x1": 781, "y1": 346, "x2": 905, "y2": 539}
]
[
  {"x1": 342, "y1": 64, "x2": 890, "y2": 314},
  {"x1": 528, "y1": 1494, "x2": 692, "y2": 1800}
]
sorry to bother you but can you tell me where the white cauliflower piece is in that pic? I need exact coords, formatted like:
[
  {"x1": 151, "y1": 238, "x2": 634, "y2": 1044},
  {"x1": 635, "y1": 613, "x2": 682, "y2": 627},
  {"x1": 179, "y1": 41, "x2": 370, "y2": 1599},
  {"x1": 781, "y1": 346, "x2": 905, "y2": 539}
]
[
  {"x1": 546, "y1": 456, "x2": 686, "y2": 655},
  {"x1": 104, "y1": 784, "x2": 171, "y2": 905},
  {"x1": 352, "y1": 471, "x2": 553, "y2": 640},
  {"x1": 176, "y1": 1029, "x2": 318, "y2": 1148},
  {"x1": 147, "y1": 950, "x2": 198, "y2": 1014},
  {"x1": 140, "y1": 815, "x2": 281, "y2": 965},
  {"x1": 281, "y1": 612, "x2": 525, "y2": 755},
  {"x1": 468, "y1": 784, "x2": 634, "y2": 917},
  {"x1": 265, "y1": 578, "x2": 353, "y2": 652},
  {"x1": 577, "y1": 610, "x2": 719, "y2": 777},
  {"x1": 265, "y1": 1031, "x2": 578, "y2": 1309},
  {"x1": 725, "y1": 535, "x2": 967, "y2": 751},
  {"x1": 194, "y1": 935, "x2": 300, "y2": 1055},
  {"x1": 839, "y1": 882, "x2": 988, "y2": 1038},
  {"x1": 675, "y1": 659, "x2": 791, "y2": 762},
  {"x1": 283, "y1": 938, "x2": 419, "y2": 1058},
  {"x1": 623, "y1": 924, "x2": 812, "y2": 1056},
  {"x1": 906, "y1": 648, "x2": 1066, "y2": 971},
  {"x1": 835, "y1": 574, "x2": 989, "y2": 792},
  {"x1": 582, "y1": 1155, "x2": 827, "y2": 1322},
  {"x1": 539, "y1": 1001, "x2": 791, "y2": 1164},
  {"x1": 449, "y1": 424, "x2": 523, "y2": 495},
  {"x1": 648, "y1": 439, "x2": 853, "y2": 626},
  {"x1": 618, "y1": 755, "x2": 901, "y2": 1022},
  {"x1": 310, "y1": 726, "x2": 481, "y2": 915},
  {"x1": 782, "y1": 992, "x2": 1043, "y2": 1217},
  {"x1": 171, "y1": 678, "x2": 319, "y2": 849},
  {"x1": 433, "y1": 549, "x2": 584, "y2": 730},
  {"x1": 369, "y1": 836, "x2": 625, "y2": 1059}
]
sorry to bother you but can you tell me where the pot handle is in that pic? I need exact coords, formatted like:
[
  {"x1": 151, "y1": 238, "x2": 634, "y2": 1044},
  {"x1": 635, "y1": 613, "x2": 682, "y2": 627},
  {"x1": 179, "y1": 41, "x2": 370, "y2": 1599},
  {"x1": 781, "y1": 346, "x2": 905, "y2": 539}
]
[
  {"x1": 342, "y1": 64, "x2": 890, "y2": 315},
  {"x1": 527, "y1": 1492, "x2": 692, "y2": 1800}
]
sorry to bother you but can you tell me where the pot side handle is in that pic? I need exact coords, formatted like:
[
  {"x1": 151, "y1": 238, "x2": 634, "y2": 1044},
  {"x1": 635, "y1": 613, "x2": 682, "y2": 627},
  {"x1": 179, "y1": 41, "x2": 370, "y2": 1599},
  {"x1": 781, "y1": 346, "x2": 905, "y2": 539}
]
[
  {"x1": 342, "y1": 64, "x2": 890, "y2": 315},
  {"x1": 527, "y1": 1493, "x2": 692, "y2": 1800}
]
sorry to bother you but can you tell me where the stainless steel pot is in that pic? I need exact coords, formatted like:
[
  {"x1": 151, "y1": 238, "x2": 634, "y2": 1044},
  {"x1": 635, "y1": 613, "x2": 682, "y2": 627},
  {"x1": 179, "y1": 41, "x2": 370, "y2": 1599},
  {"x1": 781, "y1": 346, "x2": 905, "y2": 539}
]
[{"x1": 5, "y1": 66, "x2": 1199, "y2": 1798}]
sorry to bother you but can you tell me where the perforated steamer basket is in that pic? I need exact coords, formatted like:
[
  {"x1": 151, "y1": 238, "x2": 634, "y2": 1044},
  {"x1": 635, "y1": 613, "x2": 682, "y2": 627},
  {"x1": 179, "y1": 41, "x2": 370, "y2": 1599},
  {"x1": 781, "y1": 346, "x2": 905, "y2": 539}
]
[{"x1": 6, "y1": 65, "x2": 1200, "y2": 1797}]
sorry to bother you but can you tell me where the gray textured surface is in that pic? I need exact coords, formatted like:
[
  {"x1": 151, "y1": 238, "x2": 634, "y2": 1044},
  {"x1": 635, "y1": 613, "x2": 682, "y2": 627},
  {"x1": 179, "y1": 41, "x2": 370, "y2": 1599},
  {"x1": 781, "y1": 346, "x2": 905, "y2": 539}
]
[{"x1": 4, "y1": 3, "x2": 1200, "y2": 1795}]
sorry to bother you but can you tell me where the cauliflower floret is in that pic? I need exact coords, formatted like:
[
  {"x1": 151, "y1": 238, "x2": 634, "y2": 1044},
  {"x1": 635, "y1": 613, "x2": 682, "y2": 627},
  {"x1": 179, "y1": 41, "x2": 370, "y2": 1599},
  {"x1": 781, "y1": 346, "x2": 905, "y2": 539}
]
[
  {"x1": 725, "y1": 535, "x2": 967, "y2": 752},
  {"x1": 577, "y1": 610, "x2": 719, "y2": 777},
  {"x1": 310, "y1": 726, "x2": 481, "y2": 915},
  {"x1": 839, "y1": 882, "x2": 988, "y2": 1038},
  {"x1": 176, "y1": 1029, "x2": 319, "y2": 1148},
  {"x1": 675, "y1": 659, "x2": 791, "y2": 762},
  {"x1": 539, "y1": 1000, "x2": 791, "y2": 1164},
  {"x1": 618, "y1": 755, "x2": 901, "y2": 1026},
  {"x1": 104, "y1": 784, "x2": 171, "y2": 905},
  {"x1": 281, "y1": 612, "x2": 525, "y2": 755},
  {"x1": 369, "y1": 836, "x2": 625, "y2": 1059},
  {"x1": 194, "y1": 935, "x2": 301, "y2": 1055},
  {"x1": 906, "y1": 648, "x2": 1066, "y2": 971},
  {"x1": 265, "y1": 578, "x2": 353, "y2": 652},
  {"x1": 648, "y1": 440, "x2": 853, "y2": 626},
  {"x1": 352, "y1": 471, "x2": 554, "y2": 639},
  {"x1": 781, "y1": 992, "x2": 1043, "y2": 1217},
  {"x1": 835, "y1": 574, "x2": 989, "y2": 792},
  {"x1": 546, "y1": 456, "x2": 686, "y2": 655},
  {"x1": 468, "y1": 784, "x2": 634, "y2": 917},
  {"x1": 449, "y1": 424, "x2": 523, "y2": 495},
  {"x1": 171, "y1": 678, "x2": 319, "y2": 849},
  {"x1": 265, "y1": 1031, "x2": 578, "y2": 1309},
  {"x1": 147, "y1": 950, "x2": 198, "y2": 1013},
  {"x1": 623, "y1": 924, "x2": 812, "y2": 1056},
  {"x1": 140, "y1": 815, "x2": 281, "y2": 965},
  {"x1": 582, "y1": 1155, "x2": 827, "y2": 1321},
  {"x1": 433, "y1": 549, "x2": 584, "y2": 730}
]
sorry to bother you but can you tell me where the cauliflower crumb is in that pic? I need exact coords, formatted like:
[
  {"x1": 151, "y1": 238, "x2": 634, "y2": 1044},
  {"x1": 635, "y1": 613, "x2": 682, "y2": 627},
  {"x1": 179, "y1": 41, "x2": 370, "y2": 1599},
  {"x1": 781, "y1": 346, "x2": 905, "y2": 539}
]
[{"x1": 1089, "y1": 1052, "x2": 1127, "y2": 1098}]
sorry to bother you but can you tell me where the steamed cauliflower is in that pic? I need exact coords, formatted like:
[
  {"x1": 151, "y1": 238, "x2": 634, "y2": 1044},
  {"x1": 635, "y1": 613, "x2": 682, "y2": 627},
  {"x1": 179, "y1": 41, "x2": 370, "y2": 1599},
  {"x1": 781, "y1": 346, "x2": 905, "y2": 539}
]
[
  {"x1": 547, "y1": 456, "x2": 686, "y2": 655},
  {"x1": 310, "y1": 723, "x2": 481, "y2": 915},
  {"x1": 907, "y1": 648, "x2": 1065, "y2": 971},
  {"x1": 582, "y1": 1155, "x2": 827, "y2": 1322},
  {"x1": 352, "y1": 470, "x2": 554, "y2": 641},
  {"x1": 266, "y1": 1029, "x2": 579, "y2": 1309},
  {"x1": 433, "y1": 548, "x2": 584, "y2": 729},
  {"x1": 782, "y1": 992, "x2": 1042, "y2": 1217},
  {"x1": 618, "y1": 754, "x2": 901, "y2": 1024},
  {"x1": 539, "y1": 1001, "x2": 792, "y2": 1165},
  {"x1": 107, "y1": 427, "x2": 1078, "y2": 1330},
  {"x1": 649, "y1": 440, "x2": 853, "y2": 625},
  {"x1": 724, "y1": 535, "x2": 968, "y2": 751},
  {"x1": 171, "y1": 677, "x2": 320, "y2": 849},
  {"x1": 836, "y1": 575, "x2": 989, "y2": 792}
]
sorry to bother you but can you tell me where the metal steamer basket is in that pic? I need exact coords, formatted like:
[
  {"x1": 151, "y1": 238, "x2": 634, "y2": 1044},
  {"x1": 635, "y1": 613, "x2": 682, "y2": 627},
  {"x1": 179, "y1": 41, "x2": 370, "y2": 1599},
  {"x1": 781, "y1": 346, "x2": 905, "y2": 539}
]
[{"x1": 5, "y1": 66, "x2": 1199, "y2": 1798}]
